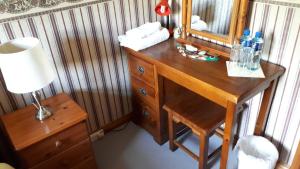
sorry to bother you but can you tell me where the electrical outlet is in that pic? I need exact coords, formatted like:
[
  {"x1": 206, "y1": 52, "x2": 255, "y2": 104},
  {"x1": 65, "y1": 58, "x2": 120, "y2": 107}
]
[{"x1": 90, "y1": 129, "x2": 104, "y2": 142}]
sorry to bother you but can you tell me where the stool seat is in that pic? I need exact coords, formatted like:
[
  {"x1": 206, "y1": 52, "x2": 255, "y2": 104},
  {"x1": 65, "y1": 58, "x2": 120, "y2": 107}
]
[
  {"x1": 163, "y1": 93, "x2": 226, "y2": 135},
  {"x1": 163, "y1": 92, "x2": 227, "y2": 169}
]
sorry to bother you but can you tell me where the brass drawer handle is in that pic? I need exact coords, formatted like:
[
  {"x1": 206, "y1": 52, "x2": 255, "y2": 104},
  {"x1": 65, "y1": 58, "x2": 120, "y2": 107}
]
[
  {"x1": 139, "y1": 88, "x2": 147, "y2": 96},
  {"x1": 137, "y1": 66, "x2": 145, "y2": 74}
]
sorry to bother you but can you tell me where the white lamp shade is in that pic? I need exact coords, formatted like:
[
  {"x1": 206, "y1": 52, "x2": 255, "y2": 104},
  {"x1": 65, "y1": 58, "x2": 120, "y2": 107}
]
[{"x1": 0, "y1": 37, "x2": 56, "y2": 94}]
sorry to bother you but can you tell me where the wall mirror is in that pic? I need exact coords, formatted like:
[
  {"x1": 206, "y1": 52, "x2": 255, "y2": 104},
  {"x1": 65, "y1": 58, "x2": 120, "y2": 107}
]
[{"x1": 181, "y1": 0, "x2": 248, "y2": 45}]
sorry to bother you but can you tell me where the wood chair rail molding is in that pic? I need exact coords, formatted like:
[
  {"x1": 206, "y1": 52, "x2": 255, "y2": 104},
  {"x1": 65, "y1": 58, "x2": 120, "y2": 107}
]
[{"x1": 180, "y1": 0, "x2": 249, "y2": 46}]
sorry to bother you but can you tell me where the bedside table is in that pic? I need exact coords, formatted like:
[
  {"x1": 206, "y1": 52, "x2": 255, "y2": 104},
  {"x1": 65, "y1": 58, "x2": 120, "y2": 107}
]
[{"x1": 0, "y1": 93, "x2": 98, "y2": 169}]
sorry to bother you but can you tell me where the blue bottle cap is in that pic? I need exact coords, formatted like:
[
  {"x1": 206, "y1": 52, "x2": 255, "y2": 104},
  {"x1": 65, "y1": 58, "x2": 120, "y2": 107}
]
[
  {"x1": 243, "y1": 29, "x2": 250, "y2": 36},
  {"x1": 255, "y1": 32, "x2": 262, "y2": 38}
]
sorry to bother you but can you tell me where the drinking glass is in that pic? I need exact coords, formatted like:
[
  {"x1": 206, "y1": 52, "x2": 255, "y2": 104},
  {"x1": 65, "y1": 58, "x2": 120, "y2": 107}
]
[
  {"x1": 229, "y1": 44, "x2": 242, "y2": 67},
  {"x1": 247, "y1": 52, "x2": 261, "y2": 70},
  {"x1": 239, "y1": 47, "x2": 254, "y2": 68}
]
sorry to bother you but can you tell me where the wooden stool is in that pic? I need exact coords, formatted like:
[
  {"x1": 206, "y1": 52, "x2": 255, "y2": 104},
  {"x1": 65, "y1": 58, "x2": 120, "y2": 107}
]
[{"x1": 163, "y1": 92, "x2": 226, "y2": 169}]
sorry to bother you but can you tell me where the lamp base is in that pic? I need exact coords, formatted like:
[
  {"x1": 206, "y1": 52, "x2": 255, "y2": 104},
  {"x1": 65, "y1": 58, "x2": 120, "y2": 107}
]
[{"x1": 35, "y1": 106, "x2": 52, "y2": 121}]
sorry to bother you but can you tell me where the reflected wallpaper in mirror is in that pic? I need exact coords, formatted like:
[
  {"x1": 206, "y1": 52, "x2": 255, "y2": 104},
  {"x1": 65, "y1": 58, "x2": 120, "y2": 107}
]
[{"x1": 191, "y1": 0, "x2": 234, "y2": 35}]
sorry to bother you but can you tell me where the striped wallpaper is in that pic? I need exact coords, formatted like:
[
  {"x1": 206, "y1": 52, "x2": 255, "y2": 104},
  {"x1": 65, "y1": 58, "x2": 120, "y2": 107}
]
[
  {"x1": 0, "y1": 0, "x2": 162, "y2": 133},
  {"x1": 246, "y1": 2, "x2": 300, "y2": 165},
  {"x1": 0, "y1": 0, "x2": 299, "y2": 166},
  {"x1": 191, "y1": 0, "x2": 233, "y2": 35}
]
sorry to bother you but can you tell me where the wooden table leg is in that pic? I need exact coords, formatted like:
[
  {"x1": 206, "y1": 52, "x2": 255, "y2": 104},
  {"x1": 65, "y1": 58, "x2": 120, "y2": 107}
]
[
  {"x1": 290, "y1": 141, "x2": 300, "y2": 169},
  {"x1": 220, "y1": 101, "x2": 238, "y2": 169},
  {"x1": 254, "y1": 79, "x2": 278, "y2": 136}
]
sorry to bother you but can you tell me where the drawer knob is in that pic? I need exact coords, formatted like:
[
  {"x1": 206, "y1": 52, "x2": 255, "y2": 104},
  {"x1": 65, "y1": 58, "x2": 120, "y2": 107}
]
[
  {"x1": 137, "y1": 66, "x2": 145, "y2": 74},
  {"x1": 139, "y1": 88, "x2": 147, "y2": 96},
  {"x1": 55, "y1": 140, "x2": 62, "y2": 147}
]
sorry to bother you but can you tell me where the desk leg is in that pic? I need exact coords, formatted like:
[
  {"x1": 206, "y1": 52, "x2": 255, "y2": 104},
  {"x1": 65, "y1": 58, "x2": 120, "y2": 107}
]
[
  {"x1": 290, "y1": 141, "x2": 300, "y2": 169},
  {"x1": 254, "y1": 79, "x2": 278, "y2": 136},
  {"x1": 220, "y1": 101, "x2": 238, "y2": 169}
]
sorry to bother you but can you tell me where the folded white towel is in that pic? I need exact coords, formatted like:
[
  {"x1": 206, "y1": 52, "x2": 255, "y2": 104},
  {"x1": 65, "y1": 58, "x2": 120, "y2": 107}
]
[
  {"x1": 119, "y1": 28, "x2": 170, "y2": 51},
  {"x1": 125, "y1": 22, "x2": 161, "y2": 39},
  {"x1": 191, "y1": 15, "x2": 200, "y2": 24},
  {"x1": 191, "y1": 20, "x2": 208, "y2": 31}
]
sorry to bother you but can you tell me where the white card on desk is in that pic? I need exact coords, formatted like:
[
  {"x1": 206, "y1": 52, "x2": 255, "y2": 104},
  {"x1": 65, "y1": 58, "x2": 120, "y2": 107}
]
[{"x1": 226, "y1": 61, "x2": 265, "y2": 78}]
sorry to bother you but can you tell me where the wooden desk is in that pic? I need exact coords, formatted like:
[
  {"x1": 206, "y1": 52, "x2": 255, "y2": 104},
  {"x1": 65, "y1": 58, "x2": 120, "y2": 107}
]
[{"x1": 125, "y1": 38, "x2": 285, "y2": 169}]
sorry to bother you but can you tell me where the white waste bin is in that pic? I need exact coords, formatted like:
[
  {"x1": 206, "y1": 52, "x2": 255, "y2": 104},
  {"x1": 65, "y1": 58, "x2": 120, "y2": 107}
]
[
  {"x1": 0, "y1": 163, "x2": 15, "y2": 169},
  {"x1": 234, "y1": 135, "x2": 279, "y2": 169}
]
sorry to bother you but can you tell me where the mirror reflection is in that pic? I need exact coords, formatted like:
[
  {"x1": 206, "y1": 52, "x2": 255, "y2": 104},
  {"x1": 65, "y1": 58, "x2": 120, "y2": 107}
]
[{"x1": 191, "y1": 0, "x2": 234, "y2": 35}]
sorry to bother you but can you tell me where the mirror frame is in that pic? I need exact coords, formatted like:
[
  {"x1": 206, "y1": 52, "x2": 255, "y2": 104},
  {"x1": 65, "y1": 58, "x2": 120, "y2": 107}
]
[{"x1": 181, "y1": 0, "x2": 249, "y2": 45}]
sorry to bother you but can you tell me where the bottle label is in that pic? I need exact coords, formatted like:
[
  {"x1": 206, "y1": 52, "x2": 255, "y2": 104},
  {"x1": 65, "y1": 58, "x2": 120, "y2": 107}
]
[
  {"x1": 253, "y1": 42, "x2": 263, "y2": 51},
  {"x1": 241, "y1": 40, "x2": 252, "y2": 47}
]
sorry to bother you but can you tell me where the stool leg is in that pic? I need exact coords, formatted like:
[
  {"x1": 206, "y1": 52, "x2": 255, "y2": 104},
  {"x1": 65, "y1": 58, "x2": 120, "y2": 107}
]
[
  {"x1": 168, "y1": 112, "x2": 178, "y2": 151},
  {"x1": 199, "y1": 135, "x2": 209, "y2": 169}
]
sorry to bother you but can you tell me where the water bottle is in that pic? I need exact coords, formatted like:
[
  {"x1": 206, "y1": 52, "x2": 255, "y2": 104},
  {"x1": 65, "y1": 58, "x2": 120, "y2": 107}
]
[
  {"x1": 248, "y1": 32, "x2": 263, "y2": 70},
  {"x1": 238, "y1": 29, "x2": 252, "y2": 67},
  {"x1": 240, "y1": 29, "x2": 252, "y2": 47}
]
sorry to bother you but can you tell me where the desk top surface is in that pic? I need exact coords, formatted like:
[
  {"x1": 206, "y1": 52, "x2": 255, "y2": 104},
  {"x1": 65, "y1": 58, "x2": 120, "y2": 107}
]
[{"x1": 126, "y1": 38, "x2": 285, "y2": 106}]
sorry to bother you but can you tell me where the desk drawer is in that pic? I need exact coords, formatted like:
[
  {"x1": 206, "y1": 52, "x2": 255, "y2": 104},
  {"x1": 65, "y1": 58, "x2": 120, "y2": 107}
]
[
  {"x1": 19, "y1": 122, "x2": 88, "y2": 168},
  {"x1": 31, "y1": 139, "x2": 93, "y2": 169},
  {"x1": 133, "y1": 100, "x2": 157, "y2": 136},
  {"x1": 131, "y1": 76, "x2": 156, "y2": 110},
  {"x1": 128, "y1": 56, "x2": 155, "y2": 86}
]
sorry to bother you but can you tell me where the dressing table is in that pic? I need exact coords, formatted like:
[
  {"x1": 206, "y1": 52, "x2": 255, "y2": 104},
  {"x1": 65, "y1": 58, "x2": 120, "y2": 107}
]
[{"x1": 125, "y1": 0, "x2": 285, "y2": 168}]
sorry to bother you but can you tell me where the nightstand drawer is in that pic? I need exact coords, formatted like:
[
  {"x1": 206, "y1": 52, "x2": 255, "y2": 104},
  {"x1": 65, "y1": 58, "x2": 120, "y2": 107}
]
[
  {"x1": 131, "y1": 76, "x2": 156, "y2": 110},
  {"x1": 31, "y1": 139, "x2": 93, "y2": 169},
  {"x1": 72, "y1": 156, "x2": 98, "y2": 169},
  {"x1": 19, "y1": 122, "x2": 88, "y2": 168},
  {"x1": 128, "y1": 56, "x2": 155, "y2": 86}
]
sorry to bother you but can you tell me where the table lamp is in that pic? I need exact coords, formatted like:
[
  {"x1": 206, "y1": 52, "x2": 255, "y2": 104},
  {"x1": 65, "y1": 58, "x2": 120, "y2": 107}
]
[
  {"x1": 0, "y1": 37, "x2": 56, "y2": 121},
  {"x1": 155, "y1": 0, "x2": 172, "y2": 31},
  {"x1": 155, "y1": 0, "x2": 171, "y2": 16}
]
